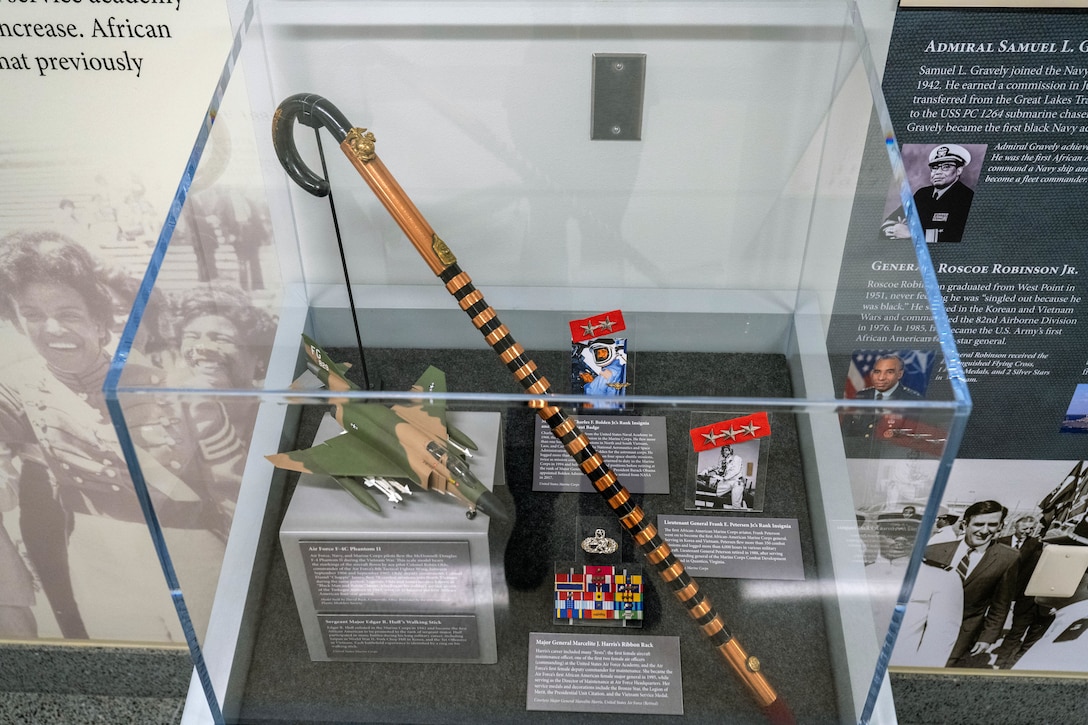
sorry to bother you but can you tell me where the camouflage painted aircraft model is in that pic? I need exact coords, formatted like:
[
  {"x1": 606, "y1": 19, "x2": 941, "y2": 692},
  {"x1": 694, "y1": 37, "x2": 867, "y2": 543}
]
[{"x1": 266, "y1": 336, "x2": 508, "y2": 520}]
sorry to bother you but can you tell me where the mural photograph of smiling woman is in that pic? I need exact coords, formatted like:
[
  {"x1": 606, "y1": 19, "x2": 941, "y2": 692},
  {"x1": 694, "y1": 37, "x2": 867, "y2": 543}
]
[{"x1": 0, "y1": 231, "x2": 273, "y2": 641}]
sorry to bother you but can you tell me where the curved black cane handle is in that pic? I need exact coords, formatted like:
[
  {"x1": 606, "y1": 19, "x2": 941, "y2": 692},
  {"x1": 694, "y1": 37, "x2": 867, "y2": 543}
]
[{"x1": 271, "y1": 93, "x2": 356, "y2": 197}]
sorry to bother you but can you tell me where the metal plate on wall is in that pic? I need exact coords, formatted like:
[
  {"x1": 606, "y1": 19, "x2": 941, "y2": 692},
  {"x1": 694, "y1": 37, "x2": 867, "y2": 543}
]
[{"x1": 591, "y1": 53, "x2": 646, "y2": 141}]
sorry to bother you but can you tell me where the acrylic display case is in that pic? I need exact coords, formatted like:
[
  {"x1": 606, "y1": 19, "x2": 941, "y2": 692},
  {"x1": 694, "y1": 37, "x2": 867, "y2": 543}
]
[{"x1": 104, "y1": 1, "x2": 970, "y2": 723}]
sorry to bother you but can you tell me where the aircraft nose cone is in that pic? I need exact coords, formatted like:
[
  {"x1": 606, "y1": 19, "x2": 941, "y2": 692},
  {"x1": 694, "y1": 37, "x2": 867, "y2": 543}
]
[{"x1": 475, "y1": 489, "x2": 510, "y2": 523}]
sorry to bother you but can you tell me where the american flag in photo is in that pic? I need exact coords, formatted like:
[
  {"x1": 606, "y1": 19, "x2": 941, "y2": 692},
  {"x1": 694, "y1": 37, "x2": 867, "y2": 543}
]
[{"x1": 845, "y1": 349, "x2": 937, "y2": 398}]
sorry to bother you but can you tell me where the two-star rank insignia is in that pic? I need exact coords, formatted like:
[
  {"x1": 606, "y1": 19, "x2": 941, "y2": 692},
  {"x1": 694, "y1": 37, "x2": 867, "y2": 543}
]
[{"x1": 569, "y1": 309, "x2": 627, "y2": 343}]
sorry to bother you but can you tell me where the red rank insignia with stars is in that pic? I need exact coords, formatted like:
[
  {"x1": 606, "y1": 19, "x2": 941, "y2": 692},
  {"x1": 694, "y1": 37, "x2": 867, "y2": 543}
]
[
  {"x1": 689, "y1": 412, "x2": 771, "y2": 453},
  {"x1": 569, "y1": 309, "x2": 626, "y2": 343}
]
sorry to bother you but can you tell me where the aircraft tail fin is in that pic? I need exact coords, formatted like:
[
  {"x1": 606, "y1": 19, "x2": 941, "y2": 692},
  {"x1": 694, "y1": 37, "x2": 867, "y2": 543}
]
[{"x1": 298, "y1": 334, "x2": 359, "y2": 392}]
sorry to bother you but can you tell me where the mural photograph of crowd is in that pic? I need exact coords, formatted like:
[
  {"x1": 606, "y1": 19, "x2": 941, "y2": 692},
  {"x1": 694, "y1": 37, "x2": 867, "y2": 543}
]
[{"x1": 0, "y1": 177, "x2": 278, "y2": 643}]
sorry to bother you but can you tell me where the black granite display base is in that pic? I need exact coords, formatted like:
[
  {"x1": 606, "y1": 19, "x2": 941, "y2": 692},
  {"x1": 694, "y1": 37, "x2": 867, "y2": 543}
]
[
  {"x1": 0, "y1": 642, "x2": 188, "y2": 725},
  {"x1": 0, "y1": 691, "x2": 183, "y2": 725},
  {"x1": 3, "y1": 644, "x2": 1086, "y2": 724},
  {"x1": 0, "y1": 643, "x2": 189, "y2": 697},
  {"x1": 234, "y1": 347, "x2": 842, "y2": 724},
  {"x1": 890, "y1": 671, "x2": 1088, "y2": 725}
]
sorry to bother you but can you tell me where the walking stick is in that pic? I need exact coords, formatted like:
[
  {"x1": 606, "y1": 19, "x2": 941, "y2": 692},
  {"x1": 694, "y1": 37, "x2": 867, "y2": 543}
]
[{"x1": 272, "y1": 93, "x2": 794, "y2": 724}]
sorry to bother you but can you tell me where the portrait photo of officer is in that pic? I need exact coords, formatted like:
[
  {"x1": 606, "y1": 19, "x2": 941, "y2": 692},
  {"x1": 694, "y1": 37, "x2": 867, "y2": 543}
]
[
  {"x1": 853, "y1": 354, "x2": 923, "y2": 401},
  {"x1": 882, "y1": 143, "x2": 985, "y2": 244},
  {"x1": 693, "y1": 442, "x2": 760, "y2": 511},
  {"x1": 840, "y1": 349, "x2": 938, "y2": 458}
]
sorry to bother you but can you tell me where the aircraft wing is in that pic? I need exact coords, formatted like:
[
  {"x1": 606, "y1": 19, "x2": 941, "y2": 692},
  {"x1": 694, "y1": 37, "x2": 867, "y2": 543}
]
[
  {"x1": 266, "y1": 429, "x2": 419, "y2": 484},
  {"x1": 390, "y1": 366, "x2": 449, "y2": 442},
  {"x1": 388, "y1": 366, "x2": 478, "y2": 453}
]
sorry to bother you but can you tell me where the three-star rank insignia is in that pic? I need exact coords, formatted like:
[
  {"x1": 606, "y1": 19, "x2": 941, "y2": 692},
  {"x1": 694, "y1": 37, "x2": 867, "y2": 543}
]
[{"x1": 690, "y1": 412, "x2": 771, "y2": 453}]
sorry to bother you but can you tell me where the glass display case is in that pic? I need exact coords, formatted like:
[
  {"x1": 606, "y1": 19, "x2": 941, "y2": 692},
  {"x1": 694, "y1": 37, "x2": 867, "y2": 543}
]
[{"x1": 104, "y1": 1, "x2": 970, "y2": 723}]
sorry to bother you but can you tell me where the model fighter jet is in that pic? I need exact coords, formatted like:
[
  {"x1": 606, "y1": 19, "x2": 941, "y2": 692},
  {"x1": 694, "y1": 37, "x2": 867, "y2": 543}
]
[{"x1": 266, "y1": 336, "x2": 508, "y2": 521}]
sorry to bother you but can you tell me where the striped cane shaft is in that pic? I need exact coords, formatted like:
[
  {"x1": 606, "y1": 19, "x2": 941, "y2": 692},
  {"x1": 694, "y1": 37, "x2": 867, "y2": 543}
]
[{"x1": 438, "y1": 262, "x2": 781, "y2": 709}]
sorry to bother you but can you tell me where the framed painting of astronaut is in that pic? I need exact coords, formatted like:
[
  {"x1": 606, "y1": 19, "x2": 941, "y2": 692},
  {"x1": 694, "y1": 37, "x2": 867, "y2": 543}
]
[
  {"x1": 571, "y1": 337, "x2": 629, "y2": 410},
  {"x1": 686, "y1": 412, "x2": 771, "y2": 512}
]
